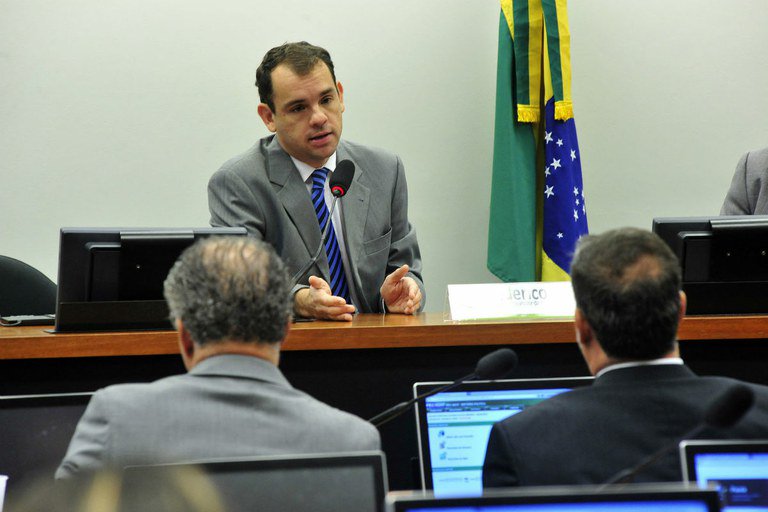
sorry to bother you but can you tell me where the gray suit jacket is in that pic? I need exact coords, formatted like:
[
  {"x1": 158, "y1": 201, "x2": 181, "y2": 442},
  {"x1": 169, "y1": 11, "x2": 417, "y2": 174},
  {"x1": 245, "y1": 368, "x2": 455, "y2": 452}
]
[
  {"x1": 56, "y1": 355, "x2": 380, "y2": 478},
  {"x1": 721, "y1": 146, "x2": 768, "y2": 215},
  {"x1": 483, "y1": 364, "x2": 768, "y2": 487},
  {"x1": 208, "y1": 136, "x2": 424, "y2": 313}
]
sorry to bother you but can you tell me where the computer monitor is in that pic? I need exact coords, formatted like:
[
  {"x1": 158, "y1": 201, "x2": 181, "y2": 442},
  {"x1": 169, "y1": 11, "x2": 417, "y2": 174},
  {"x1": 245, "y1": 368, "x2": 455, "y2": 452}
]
[
  {"x1": 652, "y1": 215, "x2": 768, "y2": 314},
  {"x1": 680, "y1": 439, "x2": 768, "y2": 511},
  {"x1": 123, "y1": 451, "x2": 388, "y2": 512},
  {"x1": 413, "y1": 377, "x2": 593, "y2": 497},
  {"x1": 386, "y1": 485, "x2": 721, "y2": 512},
  {"x1": 54, "y1": 227, "x2": 246, "y2": 332},
  {"x1": 0, "y1": 392, "x2": 92, "y2": 489}
]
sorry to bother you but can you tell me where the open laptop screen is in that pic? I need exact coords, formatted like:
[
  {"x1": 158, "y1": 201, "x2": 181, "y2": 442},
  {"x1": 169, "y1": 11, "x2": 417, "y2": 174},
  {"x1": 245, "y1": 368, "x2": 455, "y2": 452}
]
[
  {"x1": 413, "y1": 377, "x2": 592, "y2": 497},
  {"x1": 123, "y1": 451, "x2": 388, "y2": 512},
  {"x1": 387, "y1": 485, "x2": 721, "y2": 512},
  {"x1": 0, "y1": 392, "x2": 92, "y2": 488},
  {"x1": 680, "y1": 440, "x2": 768, "y2": 511}
]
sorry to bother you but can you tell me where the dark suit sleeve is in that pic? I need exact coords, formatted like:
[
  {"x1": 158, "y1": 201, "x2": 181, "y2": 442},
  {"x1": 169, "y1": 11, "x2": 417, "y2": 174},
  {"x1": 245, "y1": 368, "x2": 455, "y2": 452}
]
[
  {"x1": 482, "y1": 422, "x2": 520, "y2": 488},
  {"x1": 387, "y1": 155, "x2": 425, "y2": 310},
  {"x1": 721, "y1": 151, "x2": 751, "y2": 215}
]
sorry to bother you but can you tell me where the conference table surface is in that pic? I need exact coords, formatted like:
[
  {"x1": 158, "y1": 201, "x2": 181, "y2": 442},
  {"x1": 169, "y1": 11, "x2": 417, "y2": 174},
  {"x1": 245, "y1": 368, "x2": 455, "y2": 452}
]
[{"x1": 1, "y1": 312, "x2": 767, "y2": 360}]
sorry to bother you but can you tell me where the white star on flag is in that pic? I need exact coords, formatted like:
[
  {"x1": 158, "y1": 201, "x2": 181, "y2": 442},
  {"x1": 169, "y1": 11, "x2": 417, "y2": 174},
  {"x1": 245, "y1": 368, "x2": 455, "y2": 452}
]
[
  {"x1": 556, "y1": 139, "x2": 564, "y2": 147},
  {"x1": 551, "y1": 158, "x2": 561, "y2": 170},
  {"x1": 545, "y1": 185, "x2": 554, "y2": 198},
  {"x1": 557, "y1": 232, "x2": 564, "y2": 239},
  {"x1": 545, "y1": 167, "x2": 551, "y2": 176},
  {"x1": 575, "y1": 198, "x2": 580, "y2": 206},
  {"x1": 573, "y1": 209, "x2": 579, "y2": 221},
  {"x1": 573, "y1": 187, "x2": 579, "y2": 196},
  {"x1": 570, "y1": 149, "x2": 577, "y2": 161},
  {"x1": 544, "y1": 131, "x2": 553, "y2": 143}
]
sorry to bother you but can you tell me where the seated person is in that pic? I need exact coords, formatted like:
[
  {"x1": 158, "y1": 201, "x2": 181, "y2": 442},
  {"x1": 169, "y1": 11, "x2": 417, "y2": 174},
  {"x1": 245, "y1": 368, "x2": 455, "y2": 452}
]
[
  {"x1": 721, "y1": 146, "x2": 768, "y2": 214},
  {"x1": 208, "y1": 41, "x2": 424, "y2": 321},
  {"x1": 56, "y1": 236, "x2": 380, "y2": 478},
  {"x1": 482, "y1": 227, "x2": 768, "y2": 487}
]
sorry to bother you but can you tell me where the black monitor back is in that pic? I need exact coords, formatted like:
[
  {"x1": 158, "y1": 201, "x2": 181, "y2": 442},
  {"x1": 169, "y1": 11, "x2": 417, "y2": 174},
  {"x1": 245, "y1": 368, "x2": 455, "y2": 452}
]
[
  {"x1": 54, "y1": 227, "x2": 246, "y2": 332},
  {"x1": 652, "y1": 215, "x2": 768, "y2": 314}
]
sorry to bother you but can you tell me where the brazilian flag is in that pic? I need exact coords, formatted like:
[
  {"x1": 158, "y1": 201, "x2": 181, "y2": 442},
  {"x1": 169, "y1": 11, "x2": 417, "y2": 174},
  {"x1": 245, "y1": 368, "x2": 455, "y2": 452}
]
[{"x1": 487, "y1": 0, "x2": 588, "y2": 282}]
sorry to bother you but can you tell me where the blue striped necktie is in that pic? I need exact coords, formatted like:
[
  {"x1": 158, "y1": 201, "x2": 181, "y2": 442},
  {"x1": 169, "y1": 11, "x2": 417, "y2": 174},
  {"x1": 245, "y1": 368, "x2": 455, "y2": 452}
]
[{"x1": 311, "y1": 168, "x2": 351, "y2": 303}]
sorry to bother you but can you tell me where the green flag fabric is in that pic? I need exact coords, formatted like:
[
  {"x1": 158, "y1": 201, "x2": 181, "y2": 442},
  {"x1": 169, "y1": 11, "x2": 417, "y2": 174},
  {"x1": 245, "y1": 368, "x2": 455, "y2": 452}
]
[{"x1": 486, "y1": 11, "x2": 538, "y2": 282}]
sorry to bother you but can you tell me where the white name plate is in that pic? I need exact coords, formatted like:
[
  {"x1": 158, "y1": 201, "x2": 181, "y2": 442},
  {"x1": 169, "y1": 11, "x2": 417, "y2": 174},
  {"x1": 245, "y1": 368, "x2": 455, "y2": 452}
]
[{"x1": 447, "y1": 282, "x2": 576, "y2": 321}]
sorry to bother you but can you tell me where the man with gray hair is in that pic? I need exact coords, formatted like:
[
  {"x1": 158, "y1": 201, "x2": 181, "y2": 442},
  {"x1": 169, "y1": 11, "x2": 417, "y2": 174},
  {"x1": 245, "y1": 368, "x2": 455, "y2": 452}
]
[
  {"x1": 56, "y1": 236, "x2": 380, "y2": 478},
  {"x1": 482, "y1": 227, "x2": 768, "y2": 487}
]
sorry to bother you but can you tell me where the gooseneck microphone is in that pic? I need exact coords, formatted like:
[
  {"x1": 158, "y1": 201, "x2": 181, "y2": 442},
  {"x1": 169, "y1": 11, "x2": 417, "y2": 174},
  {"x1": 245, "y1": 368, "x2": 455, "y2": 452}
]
[
  {"x1": 368, "y1": 348, "x2": 519, "y2": 428},
  {"x1": 289, "y1": 160, "x2": 356, "y2": 289},
  {"x1": 329, "y1": 160, "x2": 355, "y2": 198},
  {"x1": 601, "y1": 384, "x2": 755, "y2": 487}
]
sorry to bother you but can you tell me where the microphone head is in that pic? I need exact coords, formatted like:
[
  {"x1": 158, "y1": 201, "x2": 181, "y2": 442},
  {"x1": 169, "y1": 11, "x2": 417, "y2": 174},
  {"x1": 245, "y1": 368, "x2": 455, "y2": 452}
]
[
  {"x1": 330, "y1": 160, "x2": 356, "y2": 197},
  {"x1": 704, "y1": 384, "x2": 755, "y2": 429},
  {"x1": 474, "y1": 348, "x2": 518, "y2": 380}
]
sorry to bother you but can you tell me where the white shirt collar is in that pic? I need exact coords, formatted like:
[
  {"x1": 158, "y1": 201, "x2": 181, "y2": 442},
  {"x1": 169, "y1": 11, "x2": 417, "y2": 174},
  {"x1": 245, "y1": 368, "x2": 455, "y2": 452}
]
[
  {"x1": 596, "y1": 357, "x2": 684, "y2": 378},
  {"x1": 291, "y1": 153, "x2": 338, "y2": 184}
]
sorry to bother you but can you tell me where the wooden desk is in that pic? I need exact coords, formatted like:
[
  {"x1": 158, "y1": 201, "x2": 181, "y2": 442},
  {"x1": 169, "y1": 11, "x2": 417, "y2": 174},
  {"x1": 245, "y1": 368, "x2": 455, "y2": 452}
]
[{"x1": 2, "y1": 312, "x2": 768, "y2": 360}]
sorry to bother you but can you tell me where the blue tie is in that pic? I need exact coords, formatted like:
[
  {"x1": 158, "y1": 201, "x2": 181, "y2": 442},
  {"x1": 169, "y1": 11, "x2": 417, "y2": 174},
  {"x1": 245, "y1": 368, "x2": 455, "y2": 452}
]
[{"x1": 311, "y1": 168, "x2": 350, "y2": 303}]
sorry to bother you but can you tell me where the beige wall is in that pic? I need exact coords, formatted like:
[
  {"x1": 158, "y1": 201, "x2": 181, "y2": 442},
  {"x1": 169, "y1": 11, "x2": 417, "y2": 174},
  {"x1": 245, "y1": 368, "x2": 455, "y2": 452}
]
[{"x1": 2, "y1": 1, "x2": 767, "y2": 312}]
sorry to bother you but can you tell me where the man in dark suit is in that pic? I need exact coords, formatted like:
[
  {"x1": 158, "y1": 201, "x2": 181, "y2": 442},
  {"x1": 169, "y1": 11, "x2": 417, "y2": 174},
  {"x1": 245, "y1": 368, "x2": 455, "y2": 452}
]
[
  {"x1": 56, "y1": 236, "x2": 380, "y2": 478},
  {"x1": 482, "y1": 227, "x2": 768, "y2": 487},
  {"x1": 208, "y1": 42, "x2": 423, "y2": 320}
]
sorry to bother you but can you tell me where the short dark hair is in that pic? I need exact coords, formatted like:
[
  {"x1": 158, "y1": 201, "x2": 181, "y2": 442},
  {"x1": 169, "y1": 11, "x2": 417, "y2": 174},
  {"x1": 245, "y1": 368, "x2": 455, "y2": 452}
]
[
  {"x1": 163, "y1": 236, "x2": 292, "y2": 346},
  {"x1": 255, "y1": 41, "x2": 336, "y2": 111},
  {"x1": 570, "y1": 228, "x2": 683, "y2": 360}
]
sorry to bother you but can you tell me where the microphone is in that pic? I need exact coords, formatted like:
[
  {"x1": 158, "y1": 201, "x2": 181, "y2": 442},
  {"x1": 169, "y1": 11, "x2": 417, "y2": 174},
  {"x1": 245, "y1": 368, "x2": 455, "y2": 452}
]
[
  {"x1": 368, "y1": 348, "x2": 518, "y2": 428},
  {"x1": 289, "y1": 160, "x2": 356, "y2": 290},
  {"x1": 601, "y1": 384, "x2": 755, "y2": 487},
  {"x1": 329, "y1": 159, "x2": 355, "y2": 197}
]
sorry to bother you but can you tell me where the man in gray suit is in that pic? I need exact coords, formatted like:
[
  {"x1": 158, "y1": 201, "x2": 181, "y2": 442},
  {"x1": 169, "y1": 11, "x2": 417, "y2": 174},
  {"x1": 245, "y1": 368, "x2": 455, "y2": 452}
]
[
  {"x1": 721, "y1": 146, "x2": 768, "y2": 214},
  {"x1": 56, "y1": 236, "x2": 380, "y2": 478},
  {"x1": 208, "y1": 42, "x2": 424, "y2": 321}
]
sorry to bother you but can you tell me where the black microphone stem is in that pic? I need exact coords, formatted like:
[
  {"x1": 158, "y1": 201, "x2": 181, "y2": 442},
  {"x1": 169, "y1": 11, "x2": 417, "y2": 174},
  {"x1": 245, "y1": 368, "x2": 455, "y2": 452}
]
[
  {"x1": 599, "y1": 424, "x2": 706, "y2": 488},
  {"x1": 368, "y1": 372, "x2": 477, "y2": 428},
  {"x1": 289, "y1": 195, "x2": 340, "y2": 287}
]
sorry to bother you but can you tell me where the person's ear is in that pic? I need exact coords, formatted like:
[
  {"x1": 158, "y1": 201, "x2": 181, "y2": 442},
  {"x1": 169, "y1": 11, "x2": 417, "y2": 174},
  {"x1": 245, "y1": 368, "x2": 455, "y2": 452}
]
[
  {"x1": 678, "y1": 290, "x2": 687, "y2": 322},
  {"x1": 337, "y1": 81, "x2": 345, "y2": 113},
  {"x1": 176, "y1": 319, "x2": 195, "y2": 369},
  {"x1": 574, "y1": 308, "x2": 593, "y2": 348},
  {"x1": 257, "y1": 103, "x2": 277, "y2": 132}
]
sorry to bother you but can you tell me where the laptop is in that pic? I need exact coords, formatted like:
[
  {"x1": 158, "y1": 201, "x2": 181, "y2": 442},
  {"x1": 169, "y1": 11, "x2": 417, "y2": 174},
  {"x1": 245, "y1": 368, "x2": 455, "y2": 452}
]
[
  {"x1": 386, "y1": 484, "x2": 721, "y2": 512},
  {"x1": 680, "y1": 439, "x2": 768, "y2": 511},
  {"x1": 0, "y1": 392, "x2": 92, "y2": 488},
  {"x1": 123, "y1": 451, "x2": 388, "y2": 512},
  {"x1": 413, "y1": 377, "x2": 593, "y2": 497}
]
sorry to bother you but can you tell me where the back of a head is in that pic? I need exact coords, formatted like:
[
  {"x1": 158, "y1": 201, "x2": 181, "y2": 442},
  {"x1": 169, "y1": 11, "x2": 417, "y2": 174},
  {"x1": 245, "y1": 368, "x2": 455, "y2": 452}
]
[
  {"x1": 255, "y1": 41, "x2": 336, "y2": 111},
  {"x1": 570, "y1": 227, "x2": 682, "y2": 360},
  {"x1": 8, "y1": 468, "x2": 225, "y2": 512},
  {"x1": 163, "y1": 236, "x2": 292, "y2": 346}
]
